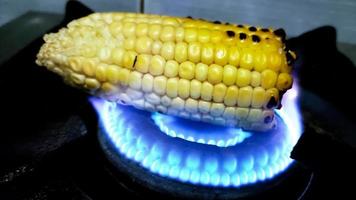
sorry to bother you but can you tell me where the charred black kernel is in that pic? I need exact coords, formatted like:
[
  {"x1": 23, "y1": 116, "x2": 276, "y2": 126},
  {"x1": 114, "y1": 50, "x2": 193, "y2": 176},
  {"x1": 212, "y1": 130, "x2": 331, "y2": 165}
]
[
  {"x1": 266, "y1": 96, "x2": 278, "y2": 109},
  {"x1": 273, "y1": 28, "x2": 286, "y2": 40},
  {"x1": 286, "y1": 51, "x2": 294, "y2": 65},
  {"x1": 252, "y1": 35, "x2": 261, "y2": 43},
  {"x1": 213, "y1": 20, "x2": 221, "y2": 24},
  {"x1": 237, "y1": 24, "x2": 244, "y2": 28},
  {"x1": 239, "y1": 33, "x2": 247, "y2": 40},
  {"x1": 249, "y1": 26, "x2": 257, "y2": 32},
  {"x1": 225, "y1": 22, "x2": 230, "y2": 25},
  {"x1": 133, "y1": 55, "x2": 138, "y2": 68},
  {"x1": 226, "y1": 30, "x2": 235, "y2": 37},
  {"x1": 261, "y1": 28, "x2": 270, "y2": 32},
  {"x1": 264, "y1": 116, "x2": 272, "y2": 124},
  {"x1": 186, "y1": 16, "x2": 193, "y2": 19}
]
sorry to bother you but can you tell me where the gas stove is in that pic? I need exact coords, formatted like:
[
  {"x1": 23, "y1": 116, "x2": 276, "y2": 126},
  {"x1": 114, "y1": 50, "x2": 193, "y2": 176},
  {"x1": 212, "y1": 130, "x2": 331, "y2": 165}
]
[{"x1": 1, "y1": 1, "x2": 355, "y2": 200}]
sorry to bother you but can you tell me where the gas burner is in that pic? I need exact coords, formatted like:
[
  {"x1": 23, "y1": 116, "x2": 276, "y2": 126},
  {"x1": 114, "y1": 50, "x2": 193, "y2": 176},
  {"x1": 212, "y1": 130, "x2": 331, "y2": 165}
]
[{"x1": 91, "y1": 84, "x2": 302, "y2": 192}]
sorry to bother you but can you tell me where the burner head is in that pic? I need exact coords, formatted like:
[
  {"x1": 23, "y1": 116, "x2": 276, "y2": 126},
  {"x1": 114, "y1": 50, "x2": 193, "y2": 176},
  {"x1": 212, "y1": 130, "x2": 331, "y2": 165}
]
[{"x1": 91, "y1": 83, "x2": 302, "y2": 189}]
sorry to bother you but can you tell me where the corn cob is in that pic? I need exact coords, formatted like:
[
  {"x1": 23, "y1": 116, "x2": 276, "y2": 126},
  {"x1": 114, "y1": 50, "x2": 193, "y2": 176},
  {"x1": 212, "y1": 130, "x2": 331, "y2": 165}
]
[{"x1": 36, "y1": 12, "x2": 296, "y2": 131}]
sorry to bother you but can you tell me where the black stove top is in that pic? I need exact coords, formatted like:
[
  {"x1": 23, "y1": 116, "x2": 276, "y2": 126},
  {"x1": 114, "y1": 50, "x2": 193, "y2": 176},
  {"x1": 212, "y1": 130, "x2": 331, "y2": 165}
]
[{"x1": 1, "y1": 1, "x2": 356, "y2": 199}]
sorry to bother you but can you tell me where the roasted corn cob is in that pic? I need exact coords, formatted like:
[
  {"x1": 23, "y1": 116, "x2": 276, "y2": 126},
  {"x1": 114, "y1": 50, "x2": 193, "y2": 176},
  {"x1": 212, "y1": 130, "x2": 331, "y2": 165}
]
[{"x1": 36, "y1": 12, "x2": 296, "y2": 131}]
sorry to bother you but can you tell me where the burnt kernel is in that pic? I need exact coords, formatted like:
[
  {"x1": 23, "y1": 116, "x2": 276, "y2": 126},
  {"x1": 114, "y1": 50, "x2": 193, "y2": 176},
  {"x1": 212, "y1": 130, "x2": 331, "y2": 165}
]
[
  {"x1": 186, "y1": 16, "x2": 193, "y2": 19},
  {"x1": 273, "y1": 28, "x2": 286, "y2": 40},
  {"x1": 261, "y1": 28, "x2": 270, "y2": 32},
  {"x1": 239, "y1": 33, "x2": 247, "y2": 40},
  {"x1": 133, "y1": 55, "x2": 138, "y2": 68},
  {"x1": 213, "y1": 20, "x2": 221, "y2": 24},
  {"x1": 226, "y1": 30, "x2": 235, "y2": 37},
  {"x1": 266, "y1": 96, "x2": 278, "y2": 109},
  {"x1": 264, "y1": 116, "x2": 272, "y2": 124},
  {"x1": 225, "y1": 22, "x2": 230, "y2": 25},
  {"x1": 249, "y1": 26, "x2": 257, "y2": 32},
  {"x1": 237, "y1": 24, "x2": 244, "y2": 28},
  {"x1": 252, "y1": 35, "x2": 261, "y2": 43}
]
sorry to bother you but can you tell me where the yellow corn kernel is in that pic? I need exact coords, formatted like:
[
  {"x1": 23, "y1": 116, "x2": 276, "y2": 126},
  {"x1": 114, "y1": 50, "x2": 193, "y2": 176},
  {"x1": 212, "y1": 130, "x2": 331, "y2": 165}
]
[
  {"x1": 84, "y1": 78, "x2": 100, "y2": 90},
  {"x1": 198, "y1": 28, "x2": 210, "y2": 43},
  {"x1": 68, "y1": 57, "x2": 82, "y2": 73},
  {"x1": 261, "y1": 69, "x2": 277, "y2": 89},
  {"x1": 160, "y1": 25, "x2": 175, "y2": 42},
  {"x1": 129, "y1": 71, "x2": 142, "y2": 90},
  {"x1": 124, "y1": 37, "x2": 136, "y2": 50},
  {"x1": 82, "y1": 59, "x2": 96, "y2": 77},
  {"x1": 201, "y1": 43, "x2": 214, "y2": 65},
  {"x1": 198, "y1": 100, "x2": 211, "y2": 113},
  {"x1": 240, "y1": 48, "x2": 254, "y2": 70},
  {"x1": 238, "y1": 86, "x2": 253, "y2": 107},
  {"x1": 211, "y1": 30, "x2": 224, "y2": 43},
  {"x1": 195, "y1": 63, "x2": 208, "y2": 81},
  {"x1": 224, "y1": 86, "x2": 238, "y2": 106},
  {"x1": 98, "y1": 48, "x2": 112, "y2": 63},
  {"x1": 254, "y1": 50, "x2": 268, "y2": 72},
  {"x1": 214, "y1": 44, "x2": 228, "y2": 66},
  {"x1": 223, "y1": 107, "x2": 236, "y2": 119},
  {"x1": 276, "y1": 72, "x2": 293, "y2": 91},
  {"x1": 188, "y1": 42, "x2": 201, "y2": 63},
  {"x1": 136, "y1": 23, "x2": 148, "y2": 37},
  {"x1": 251, "y1": 87, "x2": 266, "y2": 108},
  {"x1": 111, "y1": 48, "x2": 125, "y2": 66},
  {"x1": 122, "y1": 51, "x2": 137, "y2": 69},
  {"x1": 179, "y1": 61, "x2": 195, "y2": 80},
  {"x1": 213, "y1": 83, "x2": 227, "y2": 103},
  {"x1": 251, "y1": 71, "x2": 261, "y2": 87},
  {"x1": 148, "y1": 24, "x2": 161, "y2": 40},
  {"x1": 166, "y1": 78, "x2": 179, "y2": 98},
  {"x1": 164, "y1": 60, "x2": 179, "y2": 77},
  {"x1": 190, "y1": 79, "x2": 202, "y2": 99},
  {"x1": 149, "y1": 55, "x2": 166, "y2": 76},
  {"x1": 136, "y1": 36, "x2": 153, "y2": 54},
  {"x1": 184, "y1": 27, "x2": 198, "y2": 43},
  {"x1": 247, "y1": 109, "x2": 262, "y2": 122},
  {"x1": 160, "y1": 41, "x2": 175, "y2": 60},
  {"x1": 153, "y1": 76, "x2": 167, "y2": 95},
  {"x1": 106, "y1": 65, "x2": 120, "y2": 84},
  {"x1": 235, "y1": 107, "x2": 249, "y2": 120},
  {"x1": 201, "y1": 81, "x2": 214, "y2": 101},
  {"x1": 236, "y1": 68, "x2": 251, "y2": 87},
  {"x1": 178, "y1": 79, "x2": 190, "y2": 99},
  {"x1": 117, "y1": 68, "x2": 130, "y2": 86},
  {"x1": 142, "y1": 74, "x2": 154, "y2": 92},
  {"x1": 152, "y1": 40, "x2": 162, "y2": 55},
  {"x1": 210, "y1": 103, "x2": 225, "y2": 117},
  {"x1": 109, "y1": 21, "x2": 122, "y2": 36},
  {"x1": 135, "y1": 54, "x2": 151, "y2": 73},
  {"x1": 95, "y1": 63, "x2": 107, "y2": 82},
  {"x1": 223, "y1": 65, "x2": 237, "y2": 86},
  {"x1": 185, "y1": 98, "x2": 198, "y2": 113},
  {"x1": 171, "y1": 97, "x2": 185, "y2": 110},
  {"x1": 123, "y1": 22, "x2": 136, "y2": 37},
  {"x1": 208, "y1": 64, "x2": 223, "y2": 84},
  {"x1": 228, "y1": 46, "x2": 240, "y2": 66},
  {"x1": 175, "y1": 27, "x2": 185, "y2": 42},
  {"x1": 268, "y1": 52, "x2": 282, "y2": 72},
  {"x1": 175, "y1": 42, "x2": 188, "y2": 63}
]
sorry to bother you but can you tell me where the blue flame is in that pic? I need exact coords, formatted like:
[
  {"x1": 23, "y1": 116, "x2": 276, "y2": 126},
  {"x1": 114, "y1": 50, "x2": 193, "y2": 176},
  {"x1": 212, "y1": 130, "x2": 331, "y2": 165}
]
[{"x1": 91, "y1": 84, "x2": 302, "y2": 187}]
